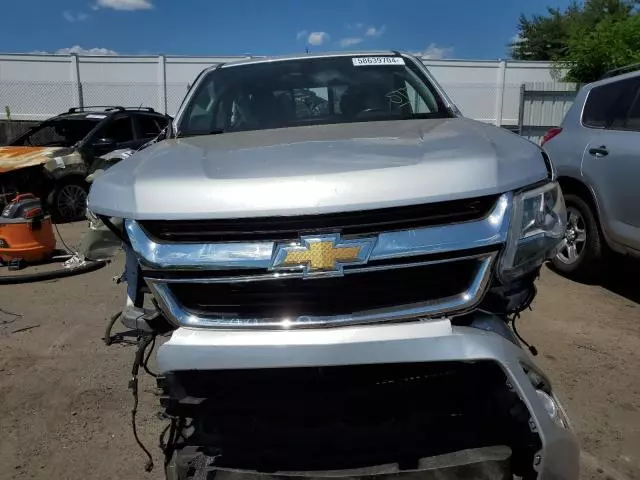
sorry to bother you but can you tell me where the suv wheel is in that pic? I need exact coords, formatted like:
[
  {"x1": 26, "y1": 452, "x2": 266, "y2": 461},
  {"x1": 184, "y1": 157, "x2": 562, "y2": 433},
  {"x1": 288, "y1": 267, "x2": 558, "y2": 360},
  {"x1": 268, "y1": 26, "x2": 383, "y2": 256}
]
[
  {"x1": 47, "y1": 177, "x2": 88, "y2": 223},
  {"x1": 552, "y1": 194, "x2": 602, "y2": 281}
]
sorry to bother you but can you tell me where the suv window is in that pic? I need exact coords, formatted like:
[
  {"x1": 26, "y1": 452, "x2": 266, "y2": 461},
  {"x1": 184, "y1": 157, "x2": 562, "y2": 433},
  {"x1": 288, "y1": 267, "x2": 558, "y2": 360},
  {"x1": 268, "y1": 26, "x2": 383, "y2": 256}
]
[
  {"x1": 11, "y1": 118, "x2": 100, "y2": 147},
  {"x1": 626, "y1": 91, "x2": 640, "y2": 131},
  {"x1": 103, "y1": 117, "x2": 135, "y2": 143},
  {"x1": 137, "y1": 115, "x2": 166, "y2": 138},
  {"x1": 582, "y1": 78, "x2": 639, "y2": 129}
]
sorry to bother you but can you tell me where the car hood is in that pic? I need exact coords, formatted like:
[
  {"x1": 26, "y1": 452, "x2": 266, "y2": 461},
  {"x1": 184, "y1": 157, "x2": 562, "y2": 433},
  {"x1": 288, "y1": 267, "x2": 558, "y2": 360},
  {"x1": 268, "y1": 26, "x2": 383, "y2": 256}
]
[
  {"x1": 88, "y1": 118, "x2": 548, "y2": 220},
  {"x1": 0, "y1": 146, "x2": 63, "y2": 174}
]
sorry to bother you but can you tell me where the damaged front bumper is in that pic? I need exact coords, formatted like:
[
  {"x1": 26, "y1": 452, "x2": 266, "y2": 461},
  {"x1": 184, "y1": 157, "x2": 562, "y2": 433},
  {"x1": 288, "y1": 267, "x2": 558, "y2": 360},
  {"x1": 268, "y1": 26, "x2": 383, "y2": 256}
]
[
  {"x1": 157, "y1": 315, "x2": 579, "y2": 480},
  {"x1": 169, "y1": 446, "x2": 515, "y2": 480}
]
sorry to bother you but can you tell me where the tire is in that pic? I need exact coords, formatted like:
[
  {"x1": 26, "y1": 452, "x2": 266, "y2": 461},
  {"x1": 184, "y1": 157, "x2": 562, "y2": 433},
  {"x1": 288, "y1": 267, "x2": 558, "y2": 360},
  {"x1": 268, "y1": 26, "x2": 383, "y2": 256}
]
[
  {"x1": 47, "y1": 177, "x2": 88, "y2": 223},
  {"x1": 551, "y1": 193, "x2": 603, "y2": 281}
]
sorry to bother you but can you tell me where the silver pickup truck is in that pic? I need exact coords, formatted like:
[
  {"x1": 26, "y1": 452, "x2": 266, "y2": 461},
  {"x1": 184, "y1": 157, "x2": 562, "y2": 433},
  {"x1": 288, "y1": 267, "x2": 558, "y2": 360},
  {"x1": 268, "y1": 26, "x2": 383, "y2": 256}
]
[{"x1": 88, "y1": 52, "x2": 578, "y2": 480}]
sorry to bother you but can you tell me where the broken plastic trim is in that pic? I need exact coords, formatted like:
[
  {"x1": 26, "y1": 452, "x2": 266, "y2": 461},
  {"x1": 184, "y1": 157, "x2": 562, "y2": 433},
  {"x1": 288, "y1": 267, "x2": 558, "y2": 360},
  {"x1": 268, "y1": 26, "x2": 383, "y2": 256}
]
[
  {"x1": 170, "y1": 446, "x2": 512, "y2": 480},
  {"x1": 99, "y1": 215, "x2": 130, "y2": 247}
]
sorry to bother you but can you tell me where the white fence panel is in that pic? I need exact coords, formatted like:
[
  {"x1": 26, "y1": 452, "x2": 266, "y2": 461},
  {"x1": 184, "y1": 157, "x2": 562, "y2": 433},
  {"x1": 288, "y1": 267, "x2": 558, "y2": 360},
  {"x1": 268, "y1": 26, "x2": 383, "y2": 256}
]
[
  {"x1": 520, "y1": 82, "x2": 578, "y2": 144},
  {"x1": 0, "y1": 53, "x2": 567, "y2": 131},
  {"x1": 0, "y1": 80, "x2": 75, "y2": 120},
  {"x1": 441, "y1": 83, "x2": 498, "y2": 124},
  {"x1": 81, "y1": 82, "x2": 163, "y2": 113}
]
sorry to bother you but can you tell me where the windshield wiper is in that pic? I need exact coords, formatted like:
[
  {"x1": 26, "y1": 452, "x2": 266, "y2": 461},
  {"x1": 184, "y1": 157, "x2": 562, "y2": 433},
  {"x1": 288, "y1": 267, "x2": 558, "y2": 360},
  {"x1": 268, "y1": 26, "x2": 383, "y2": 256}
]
[{"x1": 175, "y1": 129, "x2": 225, "y2": 138}]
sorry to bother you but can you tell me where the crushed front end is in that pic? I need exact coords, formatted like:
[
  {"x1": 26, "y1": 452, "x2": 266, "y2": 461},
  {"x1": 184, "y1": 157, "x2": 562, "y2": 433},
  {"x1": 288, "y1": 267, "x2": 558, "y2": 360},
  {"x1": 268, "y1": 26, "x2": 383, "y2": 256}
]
[
  {"x1": 86, "y1": 52, "x2": 579, "y2": 480},
  {"x1": 98, "y1": 185, "x2": 578, "y2": 480}
]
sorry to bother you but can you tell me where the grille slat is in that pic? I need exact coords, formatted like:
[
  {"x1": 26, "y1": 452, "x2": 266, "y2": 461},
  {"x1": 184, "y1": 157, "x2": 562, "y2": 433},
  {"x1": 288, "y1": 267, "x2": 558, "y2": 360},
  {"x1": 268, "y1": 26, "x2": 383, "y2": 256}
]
[
  {"x1": 141, "y1": 195, "x2": 503, "y2": 327},
  {"x1": 168, "y1": 259, "x2": 479, "y2": 319},
  {"x1": 139, "y1": 195, "x2": 499, "y2": 243}
]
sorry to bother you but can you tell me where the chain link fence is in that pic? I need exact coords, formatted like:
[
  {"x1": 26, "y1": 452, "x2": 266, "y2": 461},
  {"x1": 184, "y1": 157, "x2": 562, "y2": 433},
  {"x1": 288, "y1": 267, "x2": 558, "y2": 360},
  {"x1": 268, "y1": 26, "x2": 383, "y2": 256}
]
[
  {"x1": 0, "y1": 120, "x2": 34, "y2": 144},
  {"x1": 0, "y1": 80, "x2": 178, "y2": 121},
  {"x1": 0, "y1": 80, "x2": 194, "y2": 143},
  {"x1": 2, "y1": 80, "x2": 506, "y2": 121},
  {"x1": 0, "y1": 80, "x2": 76, "y2": 121},
  {"x1": 81, "y1": 82, "x2": 160, "y2": 112},
  {"x1": 1, "y1": 78, "x2": 569, "y2": 144},
  {"x1": 166, "y1": 82, "x2": 191, "y2": 116}
]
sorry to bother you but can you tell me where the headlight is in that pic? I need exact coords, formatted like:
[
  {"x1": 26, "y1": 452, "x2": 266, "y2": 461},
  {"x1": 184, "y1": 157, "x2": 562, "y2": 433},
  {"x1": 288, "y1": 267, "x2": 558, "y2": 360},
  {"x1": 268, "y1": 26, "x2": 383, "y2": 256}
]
[{"x1": 499, "y1": 182, "x2": 566, "y2": 282}]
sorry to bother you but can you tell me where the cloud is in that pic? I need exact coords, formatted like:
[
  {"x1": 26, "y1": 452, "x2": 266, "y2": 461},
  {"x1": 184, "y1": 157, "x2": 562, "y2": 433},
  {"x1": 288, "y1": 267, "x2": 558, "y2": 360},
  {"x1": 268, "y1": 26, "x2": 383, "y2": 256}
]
[
  {"x1": 346, "y1": 22, "x2": 365, "y2": 30},
  {"x1": 510, "y1": 33, "x2": 524, "y2": 45},
  {"x1": 307, "y1": 32, "x2": 330, "y2": 46},
  {"x1": 296, "y1": 30, "x2": 308, "y2": 40},
  {"x1": 364, "y1": 25, "x2": 386, "y2": 37},
  {"x1": 340, "y1": 37, "x2": 363, "y2": 47},
  {"x1": 421, "y1": 43, "x2": 454, "y2": 59},
  {"x1": 55, "y1": 45, "x2": 118, "y2": 55},
  {"x1": 63, "y1": 11, "x2": 89, "y2": 22},
  {"x1": 94, "y1": 0, "x2": 153, "y2": 11}
]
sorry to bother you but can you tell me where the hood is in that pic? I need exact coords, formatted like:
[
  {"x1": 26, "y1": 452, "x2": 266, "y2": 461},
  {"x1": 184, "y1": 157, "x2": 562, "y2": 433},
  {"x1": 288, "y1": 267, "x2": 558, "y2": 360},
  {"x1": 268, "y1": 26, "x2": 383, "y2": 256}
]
[
  {"x1": 0, "y1": 146, "x2": 62, "y2": 174},
  {"x1": 88, "y1": 118, "x2": 548, "y2": 220}
]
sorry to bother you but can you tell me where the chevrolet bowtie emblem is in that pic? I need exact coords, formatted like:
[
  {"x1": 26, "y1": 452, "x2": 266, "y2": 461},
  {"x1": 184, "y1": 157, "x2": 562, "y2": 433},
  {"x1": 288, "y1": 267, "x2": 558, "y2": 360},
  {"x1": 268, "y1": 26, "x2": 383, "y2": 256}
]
[{"x1": 271, "y1": 234, "x2": 376, "y2": 277}]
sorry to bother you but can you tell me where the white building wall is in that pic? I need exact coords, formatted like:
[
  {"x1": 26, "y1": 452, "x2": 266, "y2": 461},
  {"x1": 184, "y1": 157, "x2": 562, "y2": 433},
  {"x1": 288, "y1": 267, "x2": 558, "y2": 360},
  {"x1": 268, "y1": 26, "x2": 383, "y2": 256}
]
[{"x1": 0, "y1": 53, "x2": 564, "y2": 125}]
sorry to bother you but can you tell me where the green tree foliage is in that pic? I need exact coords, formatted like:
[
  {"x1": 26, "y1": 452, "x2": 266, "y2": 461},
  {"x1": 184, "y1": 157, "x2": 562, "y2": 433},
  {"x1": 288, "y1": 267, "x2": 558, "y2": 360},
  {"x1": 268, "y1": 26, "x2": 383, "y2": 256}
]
[
  {"x1": 510, "y1": 6, "x2": 579, "y2": 61},
  {"x1": 562, "y1": 11, "x2": 640, "y2": 81},
  {"x1": 511, "y1": 0, "x2": 640, "y2": 83}
]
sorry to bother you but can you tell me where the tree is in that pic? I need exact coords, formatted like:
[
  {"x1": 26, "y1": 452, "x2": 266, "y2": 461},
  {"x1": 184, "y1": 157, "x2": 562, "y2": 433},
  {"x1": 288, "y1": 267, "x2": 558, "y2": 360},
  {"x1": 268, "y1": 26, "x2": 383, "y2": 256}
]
[
  {"x1": 510, "y1": 3, "x2": 581, "y2": 61},
  {"x1": 510, "y1": 0, "x2": 640, "y2": 83},
  {"x1": 561, "y1": 6, "x2": 640, "y2": 81}
]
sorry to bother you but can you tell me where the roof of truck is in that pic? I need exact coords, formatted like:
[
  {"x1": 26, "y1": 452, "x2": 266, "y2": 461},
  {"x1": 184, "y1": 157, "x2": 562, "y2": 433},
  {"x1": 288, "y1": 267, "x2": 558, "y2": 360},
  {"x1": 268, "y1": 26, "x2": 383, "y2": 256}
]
[{"x1": 212, "y1": 50, "x2": 411, "y2": 70}]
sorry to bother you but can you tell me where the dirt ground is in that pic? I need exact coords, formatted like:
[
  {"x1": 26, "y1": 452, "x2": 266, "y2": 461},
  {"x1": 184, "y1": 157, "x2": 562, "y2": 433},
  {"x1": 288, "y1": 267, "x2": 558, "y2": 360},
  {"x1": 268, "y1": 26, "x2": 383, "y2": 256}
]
[{"x1": 0, "y1": 222, "x2": 639, "y2": 480}]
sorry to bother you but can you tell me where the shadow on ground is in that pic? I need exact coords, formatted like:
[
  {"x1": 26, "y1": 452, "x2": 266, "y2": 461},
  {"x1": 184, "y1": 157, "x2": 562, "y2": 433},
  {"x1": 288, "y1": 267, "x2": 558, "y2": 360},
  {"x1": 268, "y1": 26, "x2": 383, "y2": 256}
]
[
  {"x1": 599, "y1": 254, "x2": 640, "y2": 305},
  {"x1": 548, "y1": 253, "x2": 640, "y2": 305}
]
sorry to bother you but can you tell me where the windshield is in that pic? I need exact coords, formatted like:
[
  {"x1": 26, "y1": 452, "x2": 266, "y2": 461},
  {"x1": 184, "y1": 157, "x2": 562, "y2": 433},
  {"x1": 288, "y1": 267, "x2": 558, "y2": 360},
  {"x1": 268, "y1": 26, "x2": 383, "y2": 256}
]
[
  {"x1": 178, "y1": 55, "x2": 452, "y2": 136},
  {"x1": 12, "y1": 117, "x2": 100, "y2": 147}
]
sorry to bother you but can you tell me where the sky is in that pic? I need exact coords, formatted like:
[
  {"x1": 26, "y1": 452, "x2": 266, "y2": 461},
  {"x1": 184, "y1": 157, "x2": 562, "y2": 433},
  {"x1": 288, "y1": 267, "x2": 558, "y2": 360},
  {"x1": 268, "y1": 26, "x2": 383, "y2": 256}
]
[{"x1": 0, "y1": 0, "x2": 576, "y2": 60}]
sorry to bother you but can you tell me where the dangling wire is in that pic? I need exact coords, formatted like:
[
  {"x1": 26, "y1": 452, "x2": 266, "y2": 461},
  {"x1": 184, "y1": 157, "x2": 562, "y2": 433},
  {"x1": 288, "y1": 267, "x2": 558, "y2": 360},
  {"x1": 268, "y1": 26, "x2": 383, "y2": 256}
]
[
  {"x1": 103, "y1": 311, "x2": 122, "y2": 346},
  {"x1": 129, "y1": 334, "x2": 156, "y2": 472},
  {"x1": 511, "y1": 312, "x2": 538, "y2": 356},
  {"x1": 507, "y1": 284, "x2": 538, "y2": 356},
  {"x1": 143, "y1": 335, "x2": 158, "y2": 377}
]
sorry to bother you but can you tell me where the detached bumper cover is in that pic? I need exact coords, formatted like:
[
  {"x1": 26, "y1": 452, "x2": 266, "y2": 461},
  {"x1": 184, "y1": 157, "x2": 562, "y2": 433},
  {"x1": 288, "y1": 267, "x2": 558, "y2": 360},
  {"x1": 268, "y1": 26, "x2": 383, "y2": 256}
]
[{"x1": 157, "y1": 319, "x2": 579, "y2": 480}]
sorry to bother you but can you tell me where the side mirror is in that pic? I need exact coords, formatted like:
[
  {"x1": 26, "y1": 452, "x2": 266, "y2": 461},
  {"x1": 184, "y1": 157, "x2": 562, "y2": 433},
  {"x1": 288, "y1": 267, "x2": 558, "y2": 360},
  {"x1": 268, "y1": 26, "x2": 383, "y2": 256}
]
[{"x1": 93, "y1": 137, "x2": 116, "y2": 150}]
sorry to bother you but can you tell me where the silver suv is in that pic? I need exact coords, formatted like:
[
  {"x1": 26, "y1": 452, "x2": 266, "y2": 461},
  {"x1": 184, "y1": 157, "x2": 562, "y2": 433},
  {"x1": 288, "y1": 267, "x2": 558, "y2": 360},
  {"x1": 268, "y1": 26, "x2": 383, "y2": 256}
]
[
  {"x1": 543, "y1": 67, "x2": 640, "y2": 280},
  {"x1": 88, "y1": 52, "x2": 578, "y2": 479}
]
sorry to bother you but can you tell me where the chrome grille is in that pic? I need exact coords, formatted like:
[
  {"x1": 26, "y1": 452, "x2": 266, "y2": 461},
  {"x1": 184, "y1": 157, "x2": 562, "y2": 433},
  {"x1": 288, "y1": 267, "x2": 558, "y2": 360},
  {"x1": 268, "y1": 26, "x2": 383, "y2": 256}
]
[
  {"x1": 130, "y1": 193, "x2": 512, "y2": 329},
  {"x1": 138, "y1": 194, "x2": 499, "y2": 243},
  {"x1": 149, "y1": 254, "x2": 493, "y2": 328}
]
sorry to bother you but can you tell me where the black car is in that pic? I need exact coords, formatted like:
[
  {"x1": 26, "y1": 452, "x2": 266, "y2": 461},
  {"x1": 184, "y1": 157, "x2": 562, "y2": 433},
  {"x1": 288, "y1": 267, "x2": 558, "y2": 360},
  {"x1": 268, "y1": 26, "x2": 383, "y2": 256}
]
[{"x1": 0, "y1": 106, "x2": 171, "y2": 222}]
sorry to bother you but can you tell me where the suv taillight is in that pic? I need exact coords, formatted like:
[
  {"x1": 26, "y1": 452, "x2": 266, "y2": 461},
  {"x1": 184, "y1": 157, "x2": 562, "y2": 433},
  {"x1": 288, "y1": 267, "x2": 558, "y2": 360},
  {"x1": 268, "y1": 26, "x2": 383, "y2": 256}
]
[{"x1": 541, "y1": 127, "x2": 562, "y2": 147}]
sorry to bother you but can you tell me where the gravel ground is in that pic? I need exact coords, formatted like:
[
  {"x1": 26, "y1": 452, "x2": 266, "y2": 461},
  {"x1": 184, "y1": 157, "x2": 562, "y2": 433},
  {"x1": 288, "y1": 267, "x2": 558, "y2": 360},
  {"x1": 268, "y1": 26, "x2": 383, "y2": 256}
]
[{"x1": 0, "y1": 222, "x2": 639, "y2": 480}]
